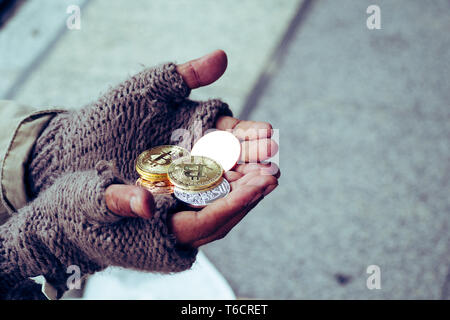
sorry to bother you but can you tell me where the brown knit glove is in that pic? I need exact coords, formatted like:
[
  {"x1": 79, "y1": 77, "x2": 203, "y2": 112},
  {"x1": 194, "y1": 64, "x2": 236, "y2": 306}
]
[
  {"x1": 27, "y1": 62, "x2": 232, "y2": 194},
  {"x1": 1, "y1": 162, "x2": 196, "y2": 299}
]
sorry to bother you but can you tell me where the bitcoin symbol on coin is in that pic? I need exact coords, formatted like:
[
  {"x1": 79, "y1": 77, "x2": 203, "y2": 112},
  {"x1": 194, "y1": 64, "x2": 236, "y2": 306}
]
[
  {"x1": 183, "y1": 164, "x2": 212, "y2": 180},
  {"x1": 149, "y1": 151, "x2": 173, "y2": 166},
  {"x1": 168, "y1": 155, "x2": 223, "y2": 191},
  {"x1": 136, "y1": 145, "x2": 188, "y2": 177}
]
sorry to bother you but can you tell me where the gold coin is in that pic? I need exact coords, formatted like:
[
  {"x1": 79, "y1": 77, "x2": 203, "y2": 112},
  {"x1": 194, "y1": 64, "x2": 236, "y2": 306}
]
[
  {"x1": 136, "y1": 178, "x2": 172, "y2": 188},
  {"x1": 136, "y1": 145, "x2": 188, "y2": 179},
  {"x1": 135, "y1": 168, "x2": 169, "y2": 182},
  {"x1": 136, "y1": 178, "x2": 174, "y2": 195},
  {"x1": 168, "y1": 155, "x2": 223, "y2": 191},
  {"x1": 174, "y1": 176, "x2": 224, "y2": 194}
]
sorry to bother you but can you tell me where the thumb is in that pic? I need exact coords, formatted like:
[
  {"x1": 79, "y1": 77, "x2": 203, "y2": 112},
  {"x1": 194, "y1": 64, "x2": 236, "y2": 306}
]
[
  {"x1": 105, "y1": 185, "x2": 156, "y2": 219},
  {"x1": 177, "y1": 49, "x2": 228, "y2": 89}
]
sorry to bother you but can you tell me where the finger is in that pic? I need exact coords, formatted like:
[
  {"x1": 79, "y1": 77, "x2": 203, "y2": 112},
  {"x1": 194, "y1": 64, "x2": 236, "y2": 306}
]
[
  {"x1": 229, "y1": 170, "x2": 262, "y2": 190},
  {"x1": 105, "y1": 185, "x2": 155, "y2": 219},
  {"x1": 224, "y1": 170, "x2": 243, "y2": 183},
  {"x1": 262, "y1": 183, "x2": 279, "y2": 197},
  {"x1": 170, "y1": 179, "x2": 269, "y2": 245},
  {"x1": 192, "y1": 180, "x2": 277, "y2": 247},
  {"x1": 226, "y1": 162, "x2": 279, "y2": 191},
  {"x1": 241, "y1": 173, "x2": 278, "y2": 194},
  {"x1": 176, "y1": 49, "x2": 228, "y2": 89},
  {"x1": 192, "y1": 194, "x2": 263, "y2": 247},
  {"x1": 215, "y1": 116, "x2": 273, "y2": 140},
  {"x1": 234, "y1": 162, "x2": 281, "y2": 178},
  {"x1": 240, "y1": 138, "x2": 279, "y2": 163},
  {"x1": 229, "y1": 168, "x2": 279, "y2": 191}
]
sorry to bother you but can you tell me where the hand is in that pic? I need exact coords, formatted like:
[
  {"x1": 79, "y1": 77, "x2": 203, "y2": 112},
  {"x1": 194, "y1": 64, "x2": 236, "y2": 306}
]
[
  {"x1": 105, "y1": 50, "x2": 280, "y2": 248},
  {"x1": 8, "y1": 51, "x2": 279, "y2": 290}
]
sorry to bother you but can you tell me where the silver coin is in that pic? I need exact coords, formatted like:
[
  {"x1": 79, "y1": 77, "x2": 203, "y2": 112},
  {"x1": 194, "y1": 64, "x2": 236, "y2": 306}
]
[{"x1": 173, "y1": 179, "x2": 231, "y2": 208}]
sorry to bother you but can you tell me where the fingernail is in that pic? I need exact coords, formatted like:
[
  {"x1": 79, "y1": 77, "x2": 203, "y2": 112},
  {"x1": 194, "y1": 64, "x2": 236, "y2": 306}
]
[{"x1": 130, "y1": 196, "x2": 140, "y2": 215}]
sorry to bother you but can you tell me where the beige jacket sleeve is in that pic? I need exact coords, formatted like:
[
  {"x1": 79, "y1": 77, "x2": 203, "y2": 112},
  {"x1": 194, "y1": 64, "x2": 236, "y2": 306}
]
[
  {"x1": 0, "y1": 100, "x2": 63, "y2": 223},
  {"x1": 0, "y1": 100, "x2": 63, "y2": 299}
]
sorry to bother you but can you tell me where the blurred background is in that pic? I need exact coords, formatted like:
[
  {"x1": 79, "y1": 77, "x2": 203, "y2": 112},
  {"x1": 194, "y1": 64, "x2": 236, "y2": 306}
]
[{"x1": 1, "y1": 0, "x2": 449, "y2": 299}]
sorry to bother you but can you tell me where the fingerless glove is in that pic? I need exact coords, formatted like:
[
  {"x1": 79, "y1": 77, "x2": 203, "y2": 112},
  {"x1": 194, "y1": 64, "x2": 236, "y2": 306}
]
[
  {"x1": 1, "y1": 162, "x2": 197, "y2": 299},
  {"x1": 27, "y1": 63, "x2": 232, "y2": 194}
]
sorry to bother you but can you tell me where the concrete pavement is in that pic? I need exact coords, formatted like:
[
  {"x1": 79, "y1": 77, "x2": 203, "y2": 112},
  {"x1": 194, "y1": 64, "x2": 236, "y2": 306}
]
[{"x1": 204, "y1": 0, "x2": 450, "y2": 299}]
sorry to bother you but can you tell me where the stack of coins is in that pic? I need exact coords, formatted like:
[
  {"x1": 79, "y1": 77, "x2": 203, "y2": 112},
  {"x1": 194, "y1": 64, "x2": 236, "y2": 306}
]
[
  {"x1": 168, "y1": 155, "x2": 231, "y2": 208},
  {"x1": 135, "y1": 145, "x2": 188, "y2": 194},
  {"x1": 136, "y1": 134, "x2": 238, "y2": 207}
]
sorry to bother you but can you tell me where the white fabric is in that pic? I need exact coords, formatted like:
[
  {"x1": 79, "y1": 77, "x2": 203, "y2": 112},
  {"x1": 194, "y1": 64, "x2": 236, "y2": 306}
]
[{"x1": 81, "y1": 251, "x2": 236, "y2": 300}]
